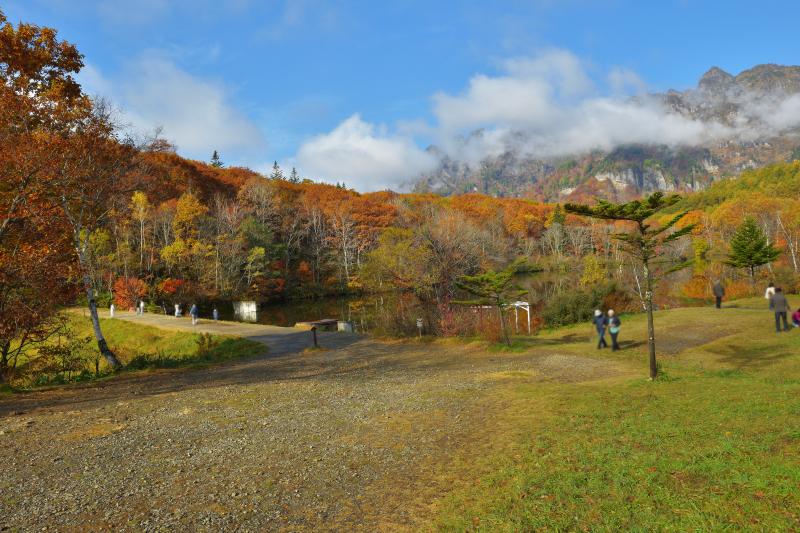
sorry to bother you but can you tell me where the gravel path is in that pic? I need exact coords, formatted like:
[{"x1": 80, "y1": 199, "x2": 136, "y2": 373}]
[{"x1": 0, "y1": 315, "x2": 623, "y2": 531}]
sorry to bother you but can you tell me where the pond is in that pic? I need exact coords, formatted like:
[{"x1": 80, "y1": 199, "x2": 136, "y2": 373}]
[
  {"x1": 199, "y1": 271, "x2": 575, "y2": 337},
  {"x1": 203, "y1": 292, "x2": 437, "y2": 336}
]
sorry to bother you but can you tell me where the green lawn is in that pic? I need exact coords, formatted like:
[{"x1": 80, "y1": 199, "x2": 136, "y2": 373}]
[
  {"x1": 437, "y1": 297, "x2": 800, "y2": 531},
  {"x1": 7, "y1": 313, "x2": 264, "y2": 388}
]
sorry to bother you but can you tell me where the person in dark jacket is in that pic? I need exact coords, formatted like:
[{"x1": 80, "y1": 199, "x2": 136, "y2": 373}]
[
  {"x1": 772, "y1": 288, "x2": 791, "y2": 332},
  {"x1": 592, "y1": 309, "x2": 608, "y2": 349},
  {"x1": 607, "y1": 309, "x2": 622, "y2": 351},
  {"x1": 712, "y1": 280, "x2": 725, "y2": 309},
  {"x1": 189, "y1": 303, "x2": 199, "y2": 326}
]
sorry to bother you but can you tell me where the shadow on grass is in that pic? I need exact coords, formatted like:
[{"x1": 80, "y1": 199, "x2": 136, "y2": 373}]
[{"x1": 703, "y1": 338, "x2": 797, "y2": 372}]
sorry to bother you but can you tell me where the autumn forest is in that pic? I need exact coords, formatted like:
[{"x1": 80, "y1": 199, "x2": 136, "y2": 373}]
[{"x1": 4, "y1": 9, "x2": 800, "y2": 382}]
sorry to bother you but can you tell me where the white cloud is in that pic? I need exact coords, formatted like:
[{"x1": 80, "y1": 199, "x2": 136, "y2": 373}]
[
  {"x1": 429, "y1": 49, "x2": 737, "y2": 162},
  {"x1": 79, "y1": 55, "x2": 266, "y2": 161},
  {"x1": 295, "y1": 114, "x2": 437, "y2": 191}
]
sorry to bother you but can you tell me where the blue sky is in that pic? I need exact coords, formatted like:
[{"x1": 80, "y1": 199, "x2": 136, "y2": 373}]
[{"x1": 4, "y1": 1, "x2": 800, "y2": 190}]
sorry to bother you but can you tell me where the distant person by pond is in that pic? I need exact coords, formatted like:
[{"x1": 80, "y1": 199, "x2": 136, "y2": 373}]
[
  {"x1": 592, "y1": 309, "x2": 608, "y2": 349},
  {"x1": 712, "y1": 280, "x2": 725, "y2": 309},
  {"x1": 174, "y1": 303, "x2": 182, "y2": 317},
  {"x1": 765, "y1": 282, "x2": 776, "y2": 310},
  {"x1": 109, "y1": 303, "x2": 115, "y2": 318},
  {"x1": 773, "y1": 288, "x2": 791, "y2": 332},
  {"x1": 190, "y1": 304, "x2": 199, "y2": 325},
  {"x1": 792, "y1": 308, "x2": 800, "y2": 328},
  {"x1": 212, "y1": 307, "x2": 220, "y2": 321},
  {"x1": 607, "y1": 309, "x2": 621, "y2": 351}
]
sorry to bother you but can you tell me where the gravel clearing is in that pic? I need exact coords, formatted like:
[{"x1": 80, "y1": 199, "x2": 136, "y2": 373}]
[{"x1": 0, "y1": 317, "x2": 622, "y2": 531}]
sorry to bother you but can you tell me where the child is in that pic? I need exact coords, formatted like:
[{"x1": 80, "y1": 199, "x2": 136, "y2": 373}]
[{"x1": 792, "y1": 307, "x2": 800, "y2": 328}]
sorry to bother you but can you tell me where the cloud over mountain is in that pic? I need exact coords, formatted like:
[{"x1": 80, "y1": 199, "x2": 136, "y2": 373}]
[
  {"x1": 296, "y1": 114, "x2": 437, "y2": 191},
  {"x1": 296, "y1": 50, "x2": 800, "y2": 191}
]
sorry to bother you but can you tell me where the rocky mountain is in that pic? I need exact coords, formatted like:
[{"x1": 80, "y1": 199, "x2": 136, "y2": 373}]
[{"x1": 414, "y1": 64, "x2": 800, "y2": 202}]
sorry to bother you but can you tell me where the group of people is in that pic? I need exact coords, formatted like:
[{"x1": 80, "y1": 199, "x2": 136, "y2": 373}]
[
  {"x1": 108, "y1": 300, "x2": 223, "y2": 325},
  {"x1": 711, "y1": 280, "x2": 799, "y2": 333},
  {"x1": 591, "y1": 280, "x2": 800, "y2": 348},
  {"x1": 109, "y1": 300, "x2": 145, "y2": 318},
  {"x1": 592, "y1": 309, "x2": 622, "y2": 350},
  {"x1": 764, "y1": 282, "x2": 800, "y2": 332},
  {"x1": 173, "y1": 303, "x2": 220, "y2": 325}
]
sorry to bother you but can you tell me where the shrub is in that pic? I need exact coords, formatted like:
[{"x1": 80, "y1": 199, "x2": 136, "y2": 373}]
[
  {"x1": 770, "y1": 266, "x2": 799, "y2": 294},
  {"x1": 438, "y1": 300, "x2": 478, "y2": 337},
  {"x1": 475, "y1": 310, "x2": 505, "y2": 343},
  {"x1": 543, "y1": 283, "x2": 629, "y2": 328}
]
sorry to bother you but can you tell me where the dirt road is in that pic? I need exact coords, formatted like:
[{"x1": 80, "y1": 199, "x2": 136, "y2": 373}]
[{"x1": 0, "y1": 314, "x2": 622, "y2": 531}]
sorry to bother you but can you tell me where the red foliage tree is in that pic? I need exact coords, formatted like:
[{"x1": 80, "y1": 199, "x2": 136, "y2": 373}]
[{"x1": 113, "y1": 277, "x2": 148, "y2": 309}]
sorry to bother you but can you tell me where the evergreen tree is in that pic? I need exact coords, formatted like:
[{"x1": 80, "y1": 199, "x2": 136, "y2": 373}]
[
  {"x1": 289, "y1": 167, "x2": 300, "y2": 183},
  {"x1": 210, "y1": 150, "x2": 223, "y2": 168},
  {"x1": 270, "y1": 161, "x2": 284, "y2": 180},
  {"x1": 566, "y1": 193, "x2": 695, "y2": 380},
  {"x1": 725, "y1": 217, "x2": 780, "y2": 283},
  {"x1": 548, "y1": 204, "x2": 566, "y2": 226},
  {"x1": 455, "y1": 259, "x2": 536, "y2": 346}
]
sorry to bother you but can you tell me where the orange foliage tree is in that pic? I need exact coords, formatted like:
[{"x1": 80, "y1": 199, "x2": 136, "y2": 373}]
[{"x1": 113, "y1": 277, "x2": 148, "y2": 309}]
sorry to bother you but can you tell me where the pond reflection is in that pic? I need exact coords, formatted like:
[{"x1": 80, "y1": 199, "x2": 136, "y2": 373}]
[{"x1": 203, "y1": 271, "x2": 569, "y2": 337}]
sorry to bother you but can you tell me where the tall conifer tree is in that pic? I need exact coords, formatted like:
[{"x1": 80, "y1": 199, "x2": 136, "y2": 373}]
[
  {"x1": 566, "y1": 193, "x2": 695, "y2": 380},
  {"x1": 725, "y1": 217, "x2": 780, "y2": 283}
]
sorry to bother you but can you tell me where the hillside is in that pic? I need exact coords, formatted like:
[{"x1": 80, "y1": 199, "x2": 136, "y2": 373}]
[
  {"x1": 414, "y1": 64, "x2": 800, "y2": 202},
  {"x1": 137, "y1": 148, "x2": 261, "y2": 205}
]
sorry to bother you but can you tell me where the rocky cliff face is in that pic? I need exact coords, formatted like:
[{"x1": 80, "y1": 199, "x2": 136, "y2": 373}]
[{"x1": 414, "y1": 64, "x2": 800, "y2": 202}]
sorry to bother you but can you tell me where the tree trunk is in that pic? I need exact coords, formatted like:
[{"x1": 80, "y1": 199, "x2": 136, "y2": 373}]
[
  {"x1": 77, "y1": 241, "x2": 121, "y2": 369},
  {"x1": 0, "y1": 341, "x2": 9, "y2": 385},
  {"x1": 644, "y1": 263, "x2": 657, "y2": 380},
  {"x1": 497, "y1": 303, "x2": 510, "y2": 346},
  {"x1": 85, "y1": 278, "x2": 121, "y2": 369}
]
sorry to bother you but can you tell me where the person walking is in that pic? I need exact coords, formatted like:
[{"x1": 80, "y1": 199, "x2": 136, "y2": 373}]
[
  {"x1": 138, "y1": 299, "x2": 145, "y2": 315},
  {"x1": 765, "y1": 282, "x2": 776, "y2": 310},
  {"x1": 109, "y1": 302, "x2": 116, "y2": 319},
  {"x1": 607, "y1": 309, "x2": 622, "y2": 351},
  {"x1": 212, "y1": 306, "x2": 220, "y2": 321},
  {"x1": 174, "y1": 303, "x2": 181, "y2": 317},
  {"x1": 592, "y1": 309, "x2": 608, "y2": 349},
  {"x1": 190, "y1": 303, "x2": 199, "y2": 326},
  {"x1": 712, "y1": 280, "x2": 725, "y2": 309},
  {"x1": 772, "y1": 287, "x2": 791, "y2": 332}
]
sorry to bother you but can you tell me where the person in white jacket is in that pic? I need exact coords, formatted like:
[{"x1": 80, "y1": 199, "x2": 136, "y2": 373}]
[{"x1": 765, "y1": 282, "x2": 776, "y2": 310}]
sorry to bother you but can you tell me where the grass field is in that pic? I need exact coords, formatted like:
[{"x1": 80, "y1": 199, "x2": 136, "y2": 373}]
[
  {"x1": 436, "y1": 296, "x2": 800, "y2": 531},
  {"x1": 6, "y1": 312, "x2": 264, "y2": 388}
]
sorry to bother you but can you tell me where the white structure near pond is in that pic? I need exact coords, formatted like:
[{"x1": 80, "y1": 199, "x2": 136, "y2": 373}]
[
  {"x1": 512, "y1": 301, "x2": 531, "y2": 334},
  {"x1": 233, "y1": 301, "x2": 258, "y2": 322}
]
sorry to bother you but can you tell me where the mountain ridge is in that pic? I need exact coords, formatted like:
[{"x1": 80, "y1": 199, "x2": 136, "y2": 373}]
[{"x1": 413, "y1": 63, "x2": 800, "y2": 202}]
